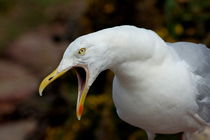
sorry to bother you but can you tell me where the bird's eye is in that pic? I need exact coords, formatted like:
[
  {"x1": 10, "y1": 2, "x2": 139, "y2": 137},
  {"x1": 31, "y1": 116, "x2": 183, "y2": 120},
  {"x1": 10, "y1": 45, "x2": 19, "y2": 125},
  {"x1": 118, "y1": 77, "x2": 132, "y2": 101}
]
[{"x1": 78, "y1": 48, "x2": 86, "y2": 55}]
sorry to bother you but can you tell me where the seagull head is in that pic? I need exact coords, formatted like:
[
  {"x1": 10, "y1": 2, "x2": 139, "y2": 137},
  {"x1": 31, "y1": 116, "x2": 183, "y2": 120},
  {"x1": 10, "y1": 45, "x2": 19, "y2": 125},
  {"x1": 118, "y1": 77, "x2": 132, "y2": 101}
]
[{"x1": 39, "y1": 28, "x2": 121, "y2": 120}]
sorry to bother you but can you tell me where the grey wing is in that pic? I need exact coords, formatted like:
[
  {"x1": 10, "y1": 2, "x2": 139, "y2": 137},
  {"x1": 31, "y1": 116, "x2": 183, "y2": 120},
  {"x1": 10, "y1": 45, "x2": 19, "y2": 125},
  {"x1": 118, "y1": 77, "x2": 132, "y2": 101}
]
[{"x1": 167, "y1": 42, "x2": 210, "y2": 123}]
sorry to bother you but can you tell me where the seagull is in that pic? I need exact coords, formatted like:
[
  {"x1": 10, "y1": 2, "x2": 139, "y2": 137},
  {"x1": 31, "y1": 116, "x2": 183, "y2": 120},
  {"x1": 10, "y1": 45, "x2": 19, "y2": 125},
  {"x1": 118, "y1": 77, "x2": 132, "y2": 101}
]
[{"x1": 39, "y1": 25, "x2": 210, "y2": 140}]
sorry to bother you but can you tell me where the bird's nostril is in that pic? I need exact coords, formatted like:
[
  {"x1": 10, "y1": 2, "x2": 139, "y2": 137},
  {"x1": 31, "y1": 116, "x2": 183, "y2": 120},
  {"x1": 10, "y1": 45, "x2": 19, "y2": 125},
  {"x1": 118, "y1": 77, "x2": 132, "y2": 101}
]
[{"x1": 49, "y1": 77, "x2": 53, "y2": 81}]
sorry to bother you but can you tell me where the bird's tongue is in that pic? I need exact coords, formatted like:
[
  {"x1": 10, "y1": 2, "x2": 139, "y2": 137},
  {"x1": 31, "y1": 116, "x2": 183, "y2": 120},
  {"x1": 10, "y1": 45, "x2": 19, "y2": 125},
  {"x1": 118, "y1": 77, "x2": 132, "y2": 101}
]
[{"x1": 74, "y1": 66, "x2": 89, "y2": 120}]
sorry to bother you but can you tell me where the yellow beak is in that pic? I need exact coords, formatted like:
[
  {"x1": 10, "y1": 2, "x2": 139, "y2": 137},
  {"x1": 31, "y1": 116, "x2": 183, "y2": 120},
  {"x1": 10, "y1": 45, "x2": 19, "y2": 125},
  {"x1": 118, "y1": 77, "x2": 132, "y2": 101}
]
[
  {"x1": 39, "y1": 66, "x2": 89, "y2": 120},
  {"x1": 39, "y1": 68, "x2": 67, "y2": 96}
]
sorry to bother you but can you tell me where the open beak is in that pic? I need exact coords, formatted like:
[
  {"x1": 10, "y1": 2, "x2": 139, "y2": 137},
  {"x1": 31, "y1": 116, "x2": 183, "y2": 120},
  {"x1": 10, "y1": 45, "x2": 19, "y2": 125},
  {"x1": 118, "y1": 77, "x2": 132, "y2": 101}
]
[
  {"x1": 74, "y1": 66, "x2": 89, "y2": 120},
  {"x1": 39, "y1": 65, "x2": 90, "y2": 120}
]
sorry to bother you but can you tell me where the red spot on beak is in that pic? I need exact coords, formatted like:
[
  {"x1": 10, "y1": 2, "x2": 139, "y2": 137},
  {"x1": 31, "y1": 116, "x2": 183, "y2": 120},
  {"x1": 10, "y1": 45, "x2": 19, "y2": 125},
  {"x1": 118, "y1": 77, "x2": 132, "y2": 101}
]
[{"x1": 78, "y1": 105, "x2": 84, "y2": 115}]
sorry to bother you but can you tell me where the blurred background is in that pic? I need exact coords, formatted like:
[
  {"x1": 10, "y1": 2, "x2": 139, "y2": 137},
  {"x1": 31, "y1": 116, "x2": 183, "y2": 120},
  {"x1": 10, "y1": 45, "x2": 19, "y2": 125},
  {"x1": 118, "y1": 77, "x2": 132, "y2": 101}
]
[{"x1": 0, "y1": 0, "x2": 210, "y2": 140}]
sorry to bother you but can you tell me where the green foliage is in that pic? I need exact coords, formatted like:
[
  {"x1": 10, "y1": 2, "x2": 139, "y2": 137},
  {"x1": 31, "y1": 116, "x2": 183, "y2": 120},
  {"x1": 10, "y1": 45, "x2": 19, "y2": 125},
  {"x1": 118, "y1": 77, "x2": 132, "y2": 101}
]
[{"x1": 164, "y1": 0, "x2": 210, "y2": 40}]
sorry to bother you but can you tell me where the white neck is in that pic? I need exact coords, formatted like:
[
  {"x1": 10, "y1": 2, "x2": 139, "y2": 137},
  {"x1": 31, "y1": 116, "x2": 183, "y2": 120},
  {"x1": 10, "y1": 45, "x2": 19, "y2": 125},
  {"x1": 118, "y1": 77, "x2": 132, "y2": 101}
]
[{"x1": 99, "y1": 26, "x2": 173, "y2": 87}]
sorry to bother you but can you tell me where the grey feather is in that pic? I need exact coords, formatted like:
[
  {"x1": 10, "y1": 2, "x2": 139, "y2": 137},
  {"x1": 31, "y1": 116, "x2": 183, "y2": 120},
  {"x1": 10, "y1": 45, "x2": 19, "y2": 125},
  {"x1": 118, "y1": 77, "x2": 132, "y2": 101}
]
[
  {"x1": 167, "y1": 42, "x2": 210, "y2": 76},
  {"x1": 167, "y1": 42, "x2": 210, "y2": 123}
]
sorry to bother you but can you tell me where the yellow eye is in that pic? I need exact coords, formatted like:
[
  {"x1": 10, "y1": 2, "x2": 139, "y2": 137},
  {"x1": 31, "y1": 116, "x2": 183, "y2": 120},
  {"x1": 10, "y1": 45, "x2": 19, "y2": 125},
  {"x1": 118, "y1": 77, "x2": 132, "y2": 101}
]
[{"x1": 78, "y1": 48, "x2": 86, "y2": 55}]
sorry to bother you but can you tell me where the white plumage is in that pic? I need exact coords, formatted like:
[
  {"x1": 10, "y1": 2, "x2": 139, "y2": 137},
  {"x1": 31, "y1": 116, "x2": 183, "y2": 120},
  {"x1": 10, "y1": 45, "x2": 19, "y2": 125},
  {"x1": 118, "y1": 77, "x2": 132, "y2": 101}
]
[{"x1": 39, "y1": 25, "x2": 210, "y2": 140}]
